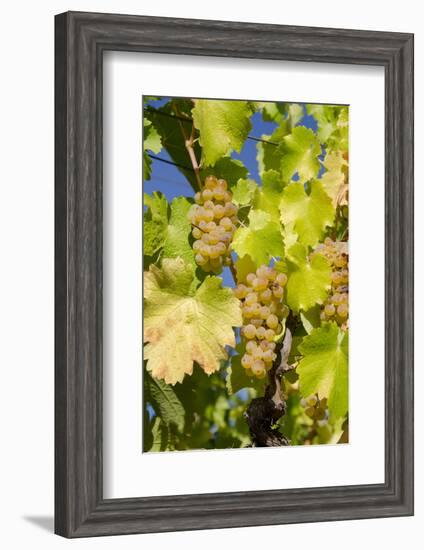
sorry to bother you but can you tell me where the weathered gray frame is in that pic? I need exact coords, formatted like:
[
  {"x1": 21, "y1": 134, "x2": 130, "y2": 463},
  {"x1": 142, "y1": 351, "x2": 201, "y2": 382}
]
[{"x1": 55, "y1": 11, "x2": 414, "y2": 538}]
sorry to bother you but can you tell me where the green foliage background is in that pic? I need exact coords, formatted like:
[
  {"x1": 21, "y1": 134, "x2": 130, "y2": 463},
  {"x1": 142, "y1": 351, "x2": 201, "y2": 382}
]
[{"x1": 143, "y1": 98, "x2": 349, "y2": 451}]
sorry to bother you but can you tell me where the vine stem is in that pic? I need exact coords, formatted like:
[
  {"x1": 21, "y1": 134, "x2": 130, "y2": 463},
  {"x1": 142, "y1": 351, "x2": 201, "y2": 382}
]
[
  {"x1": 229, "y1": 262, "x2": 237, "y2": 283},
  {"x1": 172, "y1": 102, "x2": 203, "y2": 191}
]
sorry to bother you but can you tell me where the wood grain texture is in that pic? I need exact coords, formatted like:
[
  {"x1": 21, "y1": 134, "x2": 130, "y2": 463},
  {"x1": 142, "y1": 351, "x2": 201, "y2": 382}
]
[{"x1": 54, "y1": 11, "x2": 414, "y2": 538}]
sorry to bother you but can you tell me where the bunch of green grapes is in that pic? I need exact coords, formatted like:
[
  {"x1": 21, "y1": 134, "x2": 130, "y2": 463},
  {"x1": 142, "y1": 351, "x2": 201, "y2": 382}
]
[
  {"x1": 300, "y1": 394, "x2": 329, "y2": 427},
  {"x1": 314, "y1": 237, "x2": 349, "y2": 329},
  {"x1": 188, "y1": 176, "x2": 238, "y2": 274},
  {"x1": 233, "y1": 266, "x2": 288, "y2": 379}
]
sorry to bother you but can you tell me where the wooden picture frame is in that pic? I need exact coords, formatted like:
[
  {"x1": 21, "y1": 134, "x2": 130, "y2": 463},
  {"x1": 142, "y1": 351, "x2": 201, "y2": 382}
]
[{"x1": 55, "y1": 11, "x2": 414, "y2": 538}]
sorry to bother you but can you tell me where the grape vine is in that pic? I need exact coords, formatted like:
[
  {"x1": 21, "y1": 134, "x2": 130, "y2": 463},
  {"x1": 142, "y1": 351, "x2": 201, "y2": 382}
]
[{"x1": 143, "y1": 97, "x2": 349, "y2": 451}]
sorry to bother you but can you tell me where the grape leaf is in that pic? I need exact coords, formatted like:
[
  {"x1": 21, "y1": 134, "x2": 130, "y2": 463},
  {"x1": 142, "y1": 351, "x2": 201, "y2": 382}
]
[
  {"x1": 280, "y1": 181, "x2": 335, "y2": 248},
  {"x1": 149, "y1": 417, "x2": 172, "y2": 452},
  {"x1": 232, "y1": 178, "x2": 258, "y2": 207},
  {"x1": 297, "y1": 322, "x2": 348, "y2": 419},
  {"x1": 300, "y1": 305, "x2": 322, "y2": 334},
  {"x1": 234, "y1": 254, "x2": 257, "y2": 283},
  {"x1": 144, "y1": 371, "x2": 185, "y2": 431},
  {"x1": 143, "y1": 192, "x2": 168, "y2": 256},
  {"x1": 320, "y1": 150, "x2": 348, "y2": 206},
  {"x1": 143, "y1": 118, "x2": 162, "y2": 181},
  {"x1": 144, "y1": 118, "x2": 162, "y2": 154},
  {"x1": 259, "y1": 102, "x2": 303, "y2": 127},
  {"x1": 259, "y1": 102, "x2": 287, "y2": 123},
  {"x1": 256, "y1": 123, "x2": 290, "y2": 177},
  {"x1": 201, "y1": 157, "x2": 248, "y2": 187},
  {"x1": 254, "y1": 169, "x2": 285, "y2": 222},
  {"x1": 192, "y1": 99, "x2": 253, "y2": 166},
  {"x1": 279, "y1": 126, "x2": 321, "y2": 183},
  {"x1": 143, "y1": 151, "x2": 152, "y2": 181},
  {"x1": 232, "y1": 209, "x2": 284, "y2": 267},
  {"x1": 144, "y1": 101, "x2": 201, "y2": 190},
  {"x1": 306, "y1": 104, "x2": 348, "y2": 151},
  {"x1": 162, "y1": 196, "x2": 196, "y2": 271},
  {"x1": 287, "y1": 103, "x2": 304, "y2": 127},
  {"x1": 144, "y1": 258, "x2": 242, "y2": 384},
  {"x1": 285, "y1": 242, "x2": 331, "y2": 312}
]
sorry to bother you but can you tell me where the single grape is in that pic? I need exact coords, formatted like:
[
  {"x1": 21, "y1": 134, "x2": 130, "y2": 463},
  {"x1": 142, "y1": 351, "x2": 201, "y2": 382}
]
[
  {"x1": 331, "y1": 293, "x2": 343, "y2": 305},
  {"x1": 192, "y1": 227, "x2": 202, "y2": 239},
  {"x1": 259, "y1": 306, "x2": 271, "y2": 320},
  {"x1": 276, "y1": 273, "x2": 288, "y2": 287},
  {"x1": 195, "y1": 254, "x2": 208, "y2": 266},
  {"x1": 243, "y1": 324, "x2": 256, "y2": 339},
  {"x1": 246, "y1": 341, "x2": 257, "y2": 354},
  {"x1": 251, "y1": 360, "x2": 265, "y2": 375},
  {"x1": 214, "y1": 188, "x2": 225, "y2": 201},
  {"x1": 335, "y1": 255, "x2": 347, "y2": 268},
  {"x1": 216, "y1": 242, "x2": 227, "y2": 255},
  {"x1": 209, "y1": 246, "x2": 222, "y2": 259},
  {"x1": 332, "y1": 271, "x2": 343, "y2": 285},
  {"x1": 198, "y1": 220, "x2": 207, "y2": 232},
  {"x1": 202, "y1": 189, "x2": 213, "y2": 201},
  {"x1": 245, "y1": 292, "x2": 258, "y2": 305},
  {"x1": 256, "y1": 265, "x2": 269, "y2": 279},
  {"x1": 213, "y1": 204, "x2": 225, "y2": 219},
  {"x1": 337, "y1": 303, "x2": 348, "y2": 318},
  {"x1": 262, "y1": 349, "x2": 274, "y2": 363},
  {"x1": 242, "y1": 305, "x2": 255, "y2": 319},
  {"x1": 324, "y1": 303, "x2": 336, "y2": 316},
  {"x1": 204, "y1": 210, "x2": 214, "y2": 223},
  {"x1": 225, "y1": 202, "x2": 237, "y2": 217},
  {"x1": 272, "y1": 285, "x2": 284, "y2": 299},
  {"x1": 234, "y1": 284, "x2": 248, "y2": 299},
  {"x1": 253, "y1": 277, "x2": 268, "y2": 291},
  {"x1": 241, "y1": 354, "x2": 253, "y2": 369},
  {"x1": 220, "y1": 217, "x2": 233, "y2": 231},
  {"x1": 265, "y1": 329, "x2": 275, "y2": 342},
  {"x1": 217, "y1": 178, "x2": 228, "y2": 191},
  {"x1": 223, "y1": 190, "x2": 232, "y2": 203},
  {"x1": 246, "y1": 273, "x2": 256, "y2": 286},
  {"x1": 266, "y1": 314, "x2": 279, "y2": 329},
  {"x1": 260, "y1": 289, "x2": 272, "y2": 303},
  {"x1": 204, "y1": 175, "x2": 217, "y2": 189}
]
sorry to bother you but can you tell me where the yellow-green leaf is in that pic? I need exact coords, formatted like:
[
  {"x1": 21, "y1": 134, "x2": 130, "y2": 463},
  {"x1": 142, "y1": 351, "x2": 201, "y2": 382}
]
[
  {"x1": 232, "y1": 209, "x2": 284, "y2": 267},
  {"x1": 285, "y1": 243, "x2": 331, "y2": 312},
  {"x1": 192, "y1": 100, "x2": 253, "y2": 166},
  {"x1": 144, "y1": 258, "x2": 242, "y2": 384},
  {"x1": 320, "y1": 151, "x2": 348, "y2": 206},
  {"x1": 297, "y1": 322, "x2": 348, "y2": 419},
  {"x1": 279, "y1": 126, "x2": 321, "y2": 183},
  {"x1": 280, "y1": 181, "x2": 335, "y2": 248}
]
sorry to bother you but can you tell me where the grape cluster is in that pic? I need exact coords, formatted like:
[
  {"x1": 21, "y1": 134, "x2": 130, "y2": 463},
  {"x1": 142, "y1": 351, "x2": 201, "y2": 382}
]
[
  {"x1": 314, "y1": 237, "x2": 349, "y2": 329},
  {"x1": 234, "y1": 266, "x2": 288, "y2": 379},
  {"x1": 188, "y1": 176, "x2": 238, "y2": 274},
  {"x1": 300, "y1": 394, "x2": 329, "y2": 427}
]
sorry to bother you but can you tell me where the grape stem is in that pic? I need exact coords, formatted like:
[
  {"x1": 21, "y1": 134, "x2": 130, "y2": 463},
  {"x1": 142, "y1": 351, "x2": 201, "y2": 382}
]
[{"x1": 172, "y1": 102, "x2": 203, "y2": 191}]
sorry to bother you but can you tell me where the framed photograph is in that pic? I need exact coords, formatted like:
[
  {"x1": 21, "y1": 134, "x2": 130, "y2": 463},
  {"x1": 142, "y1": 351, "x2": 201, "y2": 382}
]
[{"x1": 55, "y1": 11, "x2": 414, "y2": 538}]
